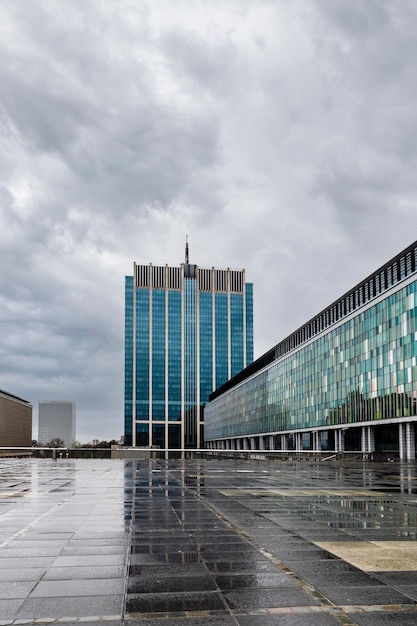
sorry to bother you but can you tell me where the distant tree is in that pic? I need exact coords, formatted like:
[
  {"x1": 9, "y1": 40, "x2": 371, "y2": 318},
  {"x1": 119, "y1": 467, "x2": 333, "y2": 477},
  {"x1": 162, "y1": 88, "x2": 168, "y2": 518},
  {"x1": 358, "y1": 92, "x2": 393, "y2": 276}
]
[
  {"x1": 46, "y1": 438, "x2": 65, "y2": 448},
  {"x1": 94, "y1": 439, "x2": 120, "y2": 448}
]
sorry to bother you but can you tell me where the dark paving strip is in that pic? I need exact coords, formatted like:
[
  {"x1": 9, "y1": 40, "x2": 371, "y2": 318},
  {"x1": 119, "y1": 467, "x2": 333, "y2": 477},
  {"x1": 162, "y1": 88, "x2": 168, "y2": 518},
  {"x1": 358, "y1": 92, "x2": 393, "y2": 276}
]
[
  {"x1": 124, "y1": 460, "x2": 327, "y2": 622},
  {"x1": 123, "y1": 460, "x2": 417, "y2": 626}
]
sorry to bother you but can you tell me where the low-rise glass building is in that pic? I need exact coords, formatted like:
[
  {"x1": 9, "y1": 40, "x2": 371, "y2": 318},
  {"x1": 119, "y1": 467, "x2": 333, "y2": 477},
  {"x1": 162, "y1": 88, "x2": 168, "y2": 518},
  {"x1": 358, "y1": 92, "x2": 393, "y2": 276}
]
[{"x1": 205, "y1": 241, "x2": 417, "y2": 460}]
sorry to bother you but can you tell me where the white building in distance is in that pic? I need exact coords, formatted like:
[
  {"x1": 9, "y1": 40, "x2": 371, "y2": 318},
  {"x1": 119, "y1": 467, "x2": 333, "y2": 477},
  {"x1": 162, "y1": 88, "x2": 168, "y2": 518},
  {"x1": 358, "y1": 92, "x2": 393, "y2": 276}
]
[{"x1": 38, "y1": 401, "x2": 76, "y2": 447}]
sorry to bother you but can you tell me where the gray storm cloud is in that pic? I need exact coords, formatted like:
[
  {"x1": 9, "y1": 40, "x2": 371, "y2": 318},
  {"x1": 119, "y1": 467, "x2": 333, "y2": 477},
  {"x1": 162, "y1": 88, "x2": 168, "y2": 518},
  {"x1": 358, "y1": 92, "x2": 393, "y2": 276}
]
[{"x1": 1, "y1": 0, "x2": 417, "y2": 441}]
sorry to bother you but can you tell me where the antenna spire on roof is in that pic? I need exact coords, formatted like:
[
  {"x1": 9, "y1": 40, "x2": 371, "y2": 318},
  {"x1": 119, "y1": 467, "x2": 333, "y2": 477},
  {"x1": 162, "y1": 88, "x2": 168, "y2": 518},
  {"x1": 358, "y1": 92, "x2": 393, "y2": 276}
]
[{"x1": 185, "y1": 235, "x2": 189, "y2": 264}]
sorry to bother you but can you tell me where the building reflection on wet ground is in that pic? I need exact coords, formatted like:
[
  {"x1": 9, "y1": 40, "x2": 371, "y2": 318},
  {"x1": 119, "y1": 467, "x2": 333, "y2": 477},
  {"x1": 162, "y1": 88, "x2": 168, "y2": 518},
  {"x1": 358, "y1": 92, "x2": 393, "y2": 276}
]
[{"x1": 1, "y1": 458, "x2": 417, "y2": 625}]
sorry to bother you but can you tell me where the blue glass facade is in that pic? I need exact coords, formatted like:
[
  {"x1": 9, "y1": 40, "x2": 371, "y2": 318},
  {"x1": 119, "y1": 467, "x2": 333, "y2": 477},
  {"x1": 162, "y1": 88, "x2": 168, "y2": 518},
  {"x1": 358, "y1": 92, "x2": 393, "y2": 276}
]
[
  {"x1": 215, "y1": 293, "x2": 228, "y2": 390},
  {"x1": 124, "y1": 263, "x2": 253, "y2": 448},
  {"x1": 124, "y1": 277, "x2": 134, "y2": 445},
  {"x1": 205, "y1": 242, "x2": 417, "y2": 460},
  {"x1": 199, "y1": 292, "x2": 213, "y2": 406},
  {"x1": 168, "y1": 291, "x2": 181, "y2": 421}
]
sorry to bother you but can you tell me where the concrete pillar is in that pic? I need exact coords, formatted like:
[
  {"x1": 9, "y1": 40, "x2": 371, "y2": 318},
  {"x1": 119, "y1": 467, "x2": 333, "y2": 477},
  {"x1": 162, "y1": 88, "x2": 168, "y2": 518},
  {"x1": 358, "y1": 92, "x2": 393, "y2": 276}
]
[
  {"x1": 250, "y1": 437, "x2": 256, "y2": 450},
  {"x1": 269, "y1": 435, "x2": 274, "y2": 450},
  {"x1": 399, "y1": 423, "x2": 406, "y2": 461},
  {"x1": 361, "y1": 426, "x2": 367, "y2": 452},
  {"x1": 336, "y1": 430, "x2": 345, "y2": 452},
  {"x1": 361, "y1": 426, "x2": 375, "y2": 454},
  {"x1": 259, "y1": 437, "x2": 264, "y2": 451},
  {"x1": 295, "y1": 433, "x2": 302, "y2": 451},
  {"x1": 281, "y1": 434, "x2": 287, "y2": 451},
  {"x1": 369, "y1": 427, "x2": 375, "y2": 453},
  {"x1": 406, "y1": 423, "x2": 415, "y2": 461}
]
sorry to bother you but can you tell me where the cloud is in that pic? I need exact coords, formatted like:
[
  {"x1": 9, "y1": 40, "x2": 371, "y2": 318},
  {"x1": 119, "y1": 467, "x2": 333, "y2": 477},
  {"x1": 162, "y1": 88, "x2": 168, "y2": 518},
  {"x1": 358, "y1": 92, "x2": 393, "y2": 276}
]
[{"x1": 1, "y1": 0, "x2": 417, "y2": 441}]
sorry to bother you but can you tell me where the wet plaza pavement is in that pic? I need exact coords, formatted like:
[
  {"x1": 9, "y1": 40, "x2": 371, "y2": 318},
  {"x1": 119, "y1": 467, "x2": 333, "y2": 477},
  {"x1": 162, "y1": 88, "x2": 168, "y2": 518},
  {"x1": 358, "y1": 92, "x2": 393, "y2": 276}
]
[{"x1": 1, "y1": 458, "x2": 417, "y2": 625}]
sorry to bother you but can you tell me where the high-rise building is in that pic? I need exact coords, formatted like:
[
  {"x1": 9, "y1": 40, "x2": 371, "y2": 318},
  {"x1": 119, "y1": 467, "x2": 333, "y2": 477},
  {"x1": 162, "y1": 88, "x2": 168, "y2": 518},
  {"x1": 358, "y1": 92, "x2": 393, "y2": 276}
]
[
  {"x1": 38, "y1": 401, "x2": 76, "y2": 447},
  {"x1": 124, "y1": 242, "x2": 253, "y2": 449}
]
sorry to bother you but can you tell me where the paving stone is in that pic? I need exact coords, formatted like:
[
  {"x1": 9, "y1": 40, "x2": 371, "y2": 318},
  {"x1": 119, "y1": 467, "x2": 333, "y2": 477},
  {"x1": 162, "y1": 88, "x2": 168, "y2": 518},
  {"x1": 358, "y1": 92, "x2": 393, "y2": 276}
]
[
  {"x1": 235, "y1": 615, "x2": 341, "y2": 626},
  {"x1": 126, "y1": 590, "x2": 226, "y2": 613},
  {"x1": 346, "y1": 613, "x2": 417, "y2": 625},
  {"x1": 319, "y1": 585, "x2": 412, "y2": 605},
  {"x1": 2, "y1": 457, "x2": 417, "y2": 624},
  {"x1": 223, "y1": 587, "x2": 318, "y2": 609}
]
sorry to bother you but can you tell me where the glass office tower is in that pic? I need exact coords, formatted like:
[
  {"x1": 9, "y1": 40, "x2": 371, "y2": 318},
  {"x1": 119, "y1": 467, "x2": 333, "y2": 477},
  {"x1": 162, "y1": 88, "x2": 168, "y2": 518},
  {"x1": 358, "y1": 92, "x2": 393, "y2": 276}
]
[
  {"x1": 205, "y1": 241, "x2": 417, "y2": 460},
  {"x1": 124, "y1": 248, "x2": 253, "y2": 449}
]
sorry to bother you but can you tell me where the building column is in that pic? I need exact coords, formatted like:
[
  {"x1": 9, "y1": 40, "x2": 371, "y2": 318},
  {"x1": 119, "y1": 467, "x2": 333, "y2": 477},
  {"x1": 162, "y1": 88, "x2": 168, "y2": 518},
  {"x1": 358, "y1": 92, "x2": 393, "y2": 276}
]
[
  {"x1": 361, "y1": 426, "x2": 367, "y2": 453},
  {"x1": 336, "y1": 430, "x2": 345, "y2": 452},
  {"x1": 243, "y1": 438, "x2": 249, "y2": 450},
  {"x1": 314, "y1": 432, "x2": 321, "y2": 451},
  {"x1": 250, "y1": 437, "x2": 256, "y2": 450},
  {"x1": 268, "y1": 435, "x2": 274, "y2": 450},
  {"x1": 399, "y1": 423, "x2": 406, "y2": 461},
  {"x1": 361, "y1": 426, "x2": 375, "y2": 454},
  {"x1": 406, "y1": 423, "x2": 415, "y2": 461},
  {"x1": 295, "y1": 433, "x2": 302, "y2": 451},
  {"x1": 259, "y1": 437, "x2": 264, "y2": 451},
  {"x1": 281, "y1": 434, "x2": 287, "y2": 451}
]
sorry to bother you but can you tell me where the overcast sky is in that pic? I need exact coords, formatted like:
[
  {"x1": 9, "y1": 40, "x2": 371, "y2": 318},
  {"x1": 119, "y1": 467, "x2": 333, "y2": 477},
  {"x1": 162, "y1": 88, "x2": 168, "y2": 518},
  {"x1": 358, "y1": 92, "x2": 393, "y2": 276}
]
[{"x1": 1, "y1": 0, "x2": 417, "y2": 443}]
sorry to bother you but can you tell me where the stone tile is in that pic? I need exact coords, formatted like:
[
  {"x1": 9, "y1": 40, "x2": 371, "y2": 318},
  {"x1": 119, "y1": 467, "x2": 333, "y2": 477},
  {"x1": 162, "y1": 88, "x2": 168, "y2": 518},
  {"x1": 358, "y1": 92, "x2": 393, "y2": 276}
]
[
  {"x1": 205, "y1": 560, "x2": 277, "y2": 573},
  {"x1": 223, "y1": 587, "x2": 318, "y2": 609},
  {"x1": 0, "y1": 598, "x2": 25, "y2": 619},
  {"x1": 393, "y1": 586, "x2": 417, "y2": 601},
  {"x1": 126, "y1": 618, "x2": 236, "y2": 626},
  {"x1": 129, "y1": 563, "x2": 209, "y2": 578},
  {"x1": 46, "y1": 622, "x2": 122, "y2": 626},
  {"x1": 126, "y1": 590, "x2": 226, "y2": 613},
  {"x1": 0, "y1": 546, "x2": 64, "y2": 557},
  {"x1": 15, "y1": 594, "x2": 123, "y2": 618},
  {"x1": 0, "y1": 567, "x2": 45, "y2": 582},
  {"x1": 29, "y1": 578, "x2": 124, "y2": 597},
  {"x1": 130, "y1": 551, "x2": 202, "y2": 565},
  {"x1": 300, "y1": 571, "x2": 385, "y2": 587},
  {"x1": 346, "y1": 613, "x2": 417, "y2": 625},
  {"x1": 59, "y1": 544, "x2": 125, "y2": 555},
  {"x1": 52, "y1": 554, "x2": 125, "y2": 567},
  {"x1": 0, "y1": 557, "x2": 55, "y2": 569},
  {"x1": 43, "y1": 565, "x2": 126, "y2": 580},
  {"x1": 212, "y1": 572, "x2": 291, "y2": 590},
  {"x1": 236, "y1": 615, "x2": 341, "y2": 626},
  {"x1": 0, "y1": 581, "x2": 35, "y2": 599},
  {"x1": 319, "y1": 585, "x2": 412, "y2": 605},
  {"x1": 127, "y1": 574, "x2": 217, "y2": 593},
  {"x1": 373, "y1": 571, "x2": 417, "y2": 585}
]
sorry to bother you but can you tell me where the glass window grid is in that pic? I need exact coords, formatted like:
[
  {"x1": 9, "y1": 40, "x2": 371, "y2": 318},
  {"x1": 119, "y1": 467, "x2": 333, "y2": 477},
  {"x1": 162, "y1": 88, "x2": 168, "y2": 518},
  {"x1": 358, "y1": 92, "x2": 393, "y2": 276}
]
[
  {"x1": 205, "y1": 281, "x2": 417, "y2": 441},
  {"x1": 125, "y1": 265, "x2": 254, "y2": 446},
  {"x1": 215, "y1": 293, "x2": 228, "y2": 389}
]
